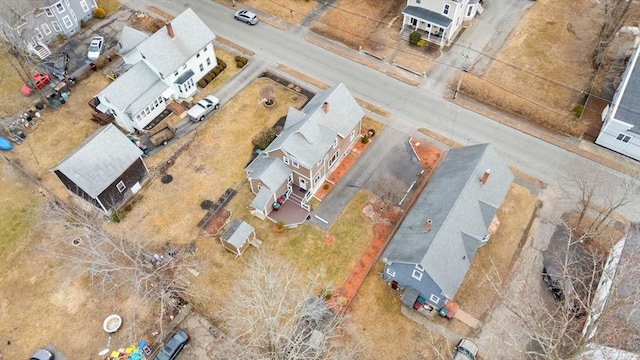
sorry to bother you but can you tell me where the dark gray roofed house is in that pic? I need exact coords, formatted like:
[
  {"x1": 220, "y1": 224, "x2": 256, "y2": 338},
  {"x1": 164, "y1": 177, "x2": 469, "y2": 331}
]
[
  {"x1": 596, "y1": 42, "x2": 640, "y2": 161},
  {"x1": 54, "y1": 124, "x2": 148, "y2": 213},
  {"x1": 381, "y1": 143, "x2": 513, "y2": 311}
]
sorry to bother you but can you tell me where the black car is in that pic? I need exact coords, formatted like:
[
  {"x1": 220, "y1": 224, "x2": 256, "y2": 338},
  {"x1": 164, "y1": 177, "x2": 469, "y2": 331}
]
[{"x1": 153, "y1": 330, "x2": 189, "y2": 360}]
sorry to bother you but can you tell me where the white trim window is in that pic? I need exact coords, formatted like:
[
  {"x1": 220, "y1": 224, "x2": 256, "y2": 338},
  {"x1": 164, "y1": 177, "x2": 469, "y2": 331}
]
[
  {"x1": 443, "y1": 4, "x2": 450, "y2": 15},
  {"x1": 386, "y1": 267, "x2": 396, "y2": 277},
  {"x1": 283, "y1": 157, "x2": 290, "y2": 165},
  {"x1": 332, "y1": 138, "x2": 338, "y2": 148},
  {"x1": 56, "y1": 2, "x2": 64, "y2": 13},
  {"x1": 35, "y1": 28, "x2": 43, "y2": 39},
  {"x1": 314, "y1": 173, "x2": 321, "y2": 185},
  {"x1": 199, "y1": 63, "x2": 204, "y2": 72},
  {"x1": 617, "y1": 133, "x2": 631, "y2": 143},
  {"x1": 429, "y1": 294, "x2": 440, "y2": 304},
  {"x1": 45, "y1": 8, "x2": 54, "y2": 17},
  {"x1": 52, "y1": 21, "x2": 61, "y2": 32},
  {"x1": 412, "y1": 269, "x2": 423, "y2": 281},
  {"x1": 62, "y1": 16, "x2": 73, "y2": 28},
  {"x1": 116, "y1": 181, "x2": 126, "y2": 193},
  {"x1": 41, "y1": 23, "x2": 51, "y2": 35},
  {"x1": 350, "y1": 130, "x2": 355, "y2": 141},
  {"x1": 292, "y1": 160, "x2": 299, "y2": 168},
  {"x1": 206, "y1": 57, "x2": 211, "y2": 66},
  {"x1": 80, "y1": 0, "x2": 89, "y2": 12}
]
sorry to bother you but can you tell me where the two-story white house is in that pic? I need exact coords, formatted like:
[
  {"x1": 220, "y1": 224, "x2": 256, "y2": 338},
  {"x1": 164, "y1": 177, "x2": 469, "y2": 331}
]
[
  {"x1": 0, "y1": 0, "x2": 97, "y2": 59},
  {"x1": 400, "y1": 0, "x2": 482, "y2": 47},
  {"x1": 92, "y1": 8, "x2": 217, "y2": 133},
  {"x1": 595, "y1": 43, "x2": 640, "y2": 161}
]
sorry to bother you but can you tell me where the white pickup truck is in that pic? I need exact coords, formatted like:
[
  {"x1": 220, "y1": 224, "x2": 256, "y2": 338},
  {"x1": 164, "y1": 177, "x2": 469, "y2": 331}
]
[{"x1": 187, "y1": 95, "x2": 220, "y2": 122}]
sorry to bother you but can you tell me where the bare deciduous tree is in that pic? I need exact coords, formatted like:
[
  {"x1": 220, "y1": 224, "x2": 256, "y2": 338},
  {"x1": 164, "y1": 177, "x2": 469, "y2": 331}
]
[
  {"x1": 371, "y1": 174, "x2": 407, "y2": 207},
  {"x1": 39, "y1": 201, "x2": 204, "y2": 330},
  {"x1": 211, "y1": 255, "x2": 361, "y2": 360},
  {"x1": 592, "y1": 0, "x2": 632, "y2": 69}
]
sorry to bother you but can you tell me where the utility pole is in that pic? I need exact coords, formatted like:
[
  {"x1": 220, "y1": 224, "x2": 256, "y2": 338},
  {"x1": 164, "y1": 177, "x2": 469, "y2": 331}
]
[{"x1": 453, "y1": 43, "x2": 471, "y2": 99}]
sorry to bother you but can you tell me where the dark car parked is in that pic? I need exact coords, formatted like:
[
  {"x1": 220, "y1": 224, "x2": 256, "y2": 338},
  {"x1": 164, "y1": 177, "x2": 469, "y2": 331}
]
[{"x1": 153, "y1": 330, "x2": 189, "y2": 360}]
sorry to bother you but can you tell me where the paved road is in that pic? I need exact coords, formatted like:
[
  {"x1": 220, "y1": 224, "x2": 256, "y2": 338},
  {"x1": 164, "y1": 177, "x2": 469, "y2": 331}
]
[{"x1": 119, "y1": 0, "x2": 640, "y2": 222}]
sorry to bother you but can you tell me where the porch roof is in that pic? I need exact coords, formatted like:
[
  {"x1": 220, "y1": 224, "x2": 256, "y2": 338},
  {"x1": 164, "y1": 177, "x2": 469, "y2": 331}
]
[{"x1": 402, "y1": 6, "x2": 452, "y2": 28}]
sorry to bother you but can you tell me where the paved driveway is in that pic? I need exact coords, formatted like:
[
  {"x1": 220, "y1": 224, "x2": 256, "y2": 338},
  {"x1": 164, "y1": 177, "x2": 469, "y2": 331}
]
[
  {"x1": 175, "y1": 312, "x2": 221, "y2": 359},
  {"x1": 310, "y1": 126, "x2": 424, "y2": 230}
]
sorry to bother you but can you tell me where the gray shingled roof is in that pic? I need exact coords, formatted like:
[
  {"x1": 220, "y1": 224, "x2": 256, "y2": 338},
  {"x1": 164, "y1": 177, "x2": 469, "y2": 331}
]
[
  {"x1": 402, "y1": 6, "x2": 452, "y2": 28},
  {"x1": 55, "y1": 124, "x2": 143, "y2": 198},
  {"x1": 221, "y1": 219, "x2": 254, "y2": 249},
  {"x1": 136, "y1": 8, "x2": 215, "y2": 76},
  {"x1": 117, "y1": 26, "x2": 150, "y2": 55},
  {"x1": 246, "y1": 157, "x2": 291, "y2": 190},
  {"x1": 382, "y1": 143, "x2": 513, "y2": 298},
  {"x1": 251, "y1": 187, "x2": 273, "y2": 210},
  {"x1": 264, "y1": 83, "x2": 363, "y2": 167},
  {"x1": 98, "y1": 61, "x2": 169, "y2": 116},
  {"x1": 610, "y1": 46, "x2": 640, "y2": 129}
]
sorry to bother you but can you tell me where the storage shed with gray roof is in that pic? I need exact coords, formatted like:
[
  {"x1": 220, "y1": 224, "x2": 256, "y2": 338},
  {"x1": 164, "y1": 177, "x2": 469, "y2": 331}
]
[
  {"x1": 54, "y1": 124, "x2": 148, "y2": 213},
  {"x1": 381, "y1": 143, "x2": 513, "y2": 309}
]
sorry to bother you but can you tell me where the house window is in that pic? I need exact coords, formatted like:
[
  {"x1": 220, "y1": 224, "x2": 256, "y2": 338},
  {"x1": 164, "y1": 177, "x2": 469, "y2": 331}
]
[
  {"x1": 52, "y1": 21, "x2": 61, "y2": 32},
  {"x1": 443, "y1": 4, "x2": 450, "y2": 15},
  {"x1": 314, "y1": 173, "x2": 321, "y2": 185},
  {"x1": 199, "y1": 63, "x2": 204, "y2": 72},
  {"x1": 283, "y1": 157, "x2": 290, "y2": 165},
  {"x1": 350, "y1": 130, "x2": 355, "y2": 141},
  {"x1": 206, "y1": 57, "x2": 211, "y2": 66},
  {"x1": 386, "y1": 268, "x2": 396, "y2": 277},
  {"x1": 41, "y1": 24, "x2": 51, "y2": 35},
  {"x1": 617, "y1": 133, "x2": 631, "y2": 143},
  {"x1": 80, "y1": 0, "x2": 89, "y2": 12},
  {"x1": 174, "y1": 70, "x2": 179, "y2": 77},
  {"x1": 62, "y1": 16, "x2": 72, "y2": 28},
  {"x1": 412, "y1": 269, "x2": 423, "y2": 281},
  {"x1": 56, "y1": 3, "x2": 64, "y2": 13},
  {"x1": 35, "y1": 28, "x2": 43, "y2": 39},
  {"x1": 45, "y1": 8, "x2": 54, "y2": 17},
  {"x1": 415, "y1": 264, "x2": 424, "y2": 271},
  {"x1": 332, "y1": 138, "x2": 338, "y2": 148},
  {"x1": 292, "y1": 160, "x2": 299, "y2": 168},
  {"x1": 196, "y1": 52, "x2": 201, "y2": 58},
  {"x1": 288, "y1": 174, "x2": 293, "y2": 184},
  {"x1": 416, "y1": 0, "x2": 421, "y2": 3},
  {"x1": 328, "y1": 150, "x2": 339, "y2": 168},
  {"x1": 116, "y1": 181, "x2": 126, "y2": 193},
  {"x1": 467, "y1": 6, "x2": 473, "y2": 16},
  {"x1": 429, "y1": 294, "x2": 440, "y2": 304}
]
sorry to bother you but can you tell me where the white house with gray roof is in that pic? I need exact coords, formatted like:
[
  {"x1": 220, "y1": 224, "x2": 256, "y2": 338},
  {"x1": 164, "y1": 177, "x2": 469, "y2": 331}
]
[
  {"x1": 245, "y1": 83, "x2": 364, "y2": 220},
  {"x1": 0, "y1": 0, "x2": 97, "y2": 59},
  {"x1": 596, "y1": 43, "x2": 640, "y2": 161},
  {"x1": 381, "y1": 143, "x2": 512, "y2": 311},
  {"x1": 93, "y1": 8, "x2": 217, "y2": 132},
  {"x1": 400, "y1": 0, "x2": 482, "y2": 47},
  {"x1": 54, "y1": 124, "x2": 149, "y2": 213}
]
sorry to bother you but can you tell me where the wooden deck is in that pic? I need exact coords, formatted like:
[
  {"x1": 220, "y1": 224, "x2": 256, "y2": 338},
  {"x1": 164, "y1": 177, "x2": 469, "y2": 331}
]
[{"x1": 267, "y1": 185, "x2": 310, "y2": 226}]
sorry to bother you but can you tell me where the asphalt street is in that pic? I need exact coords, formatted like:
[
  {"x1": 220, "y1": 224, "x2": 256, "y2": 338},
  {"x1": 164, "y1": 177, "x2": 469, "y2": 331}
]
[{"x1": 117, "y1": 0, "x2": 640, "y2": 222}]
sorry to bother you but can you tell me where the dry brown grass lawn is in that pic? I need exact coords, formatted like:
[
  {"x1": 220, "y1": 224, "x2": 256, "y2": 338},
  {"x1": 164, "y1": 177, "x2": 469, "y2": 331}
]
[
  {"x1": 460, "y1": 0, "x2": 603, "y2": 136},
  {"x1": 311, "y1": 0, "x2": 405, "y2": 50},
  {"x1": 450, "y1": 183, "x2": 538, "y2": 334},
  {"x1": 0, "y1": 160, "x2": 155, "y2": 359},
  {"x1": 96, "y1": 0, "x2": 121, "y2": 14},
  {"x1": 0, "y1": 53, "x2": 37, "y2": 117},
  {"x1": 116, "y1": 77, "x2": 307, "y2": 242},
  {"x1": 350, "y1": 262, "x2": 450, "y2": 359}
]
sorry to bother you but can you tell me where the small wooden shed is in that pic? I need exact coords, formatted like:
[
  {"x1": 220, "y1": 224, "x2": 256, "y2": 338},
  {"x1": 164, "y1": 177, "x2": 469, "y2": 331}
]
[{"x1": 220, "y1": 219, "x2": 261, "y2": 258}]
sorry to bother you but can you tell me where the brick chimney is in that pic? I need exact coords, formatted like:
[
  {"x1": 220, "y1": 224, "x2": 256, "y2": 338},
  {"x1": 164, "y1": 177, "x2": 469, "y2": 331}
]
[
  {"x1": 166, "y1": 21, "x2": 174, "y2": 39},
  {"x1": 322, "y1": 101, "x2": 329, "y2": 113},
  {"x1": 480, "y1": 169, "x2": 491, "y2": 185}
]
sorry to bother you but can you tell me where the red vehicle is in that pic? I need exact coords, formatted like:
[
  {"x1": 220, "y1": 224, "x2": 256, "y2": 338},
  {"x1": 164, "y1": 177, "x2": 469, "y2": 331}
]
[{"x1": 21, "y1": 73, "x2": 52, "y2": 96}]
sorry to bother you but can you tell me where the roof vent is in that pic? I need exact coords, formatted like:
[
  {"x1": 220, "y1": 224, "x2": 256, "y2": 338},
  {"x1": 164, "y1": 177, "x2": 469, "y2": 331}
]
[
  {"x1": 424, "y1": 219, "x2": 432, "y2": 232},
  {"x1": 322, "y1": 101, "x2": 329, "y2": 113},
  {"x1": 166, "y1": 21, "x2": 174, "y2": 39},
  {"x1": 480, "y1": 169, "x2": 491, "y2": 185}
]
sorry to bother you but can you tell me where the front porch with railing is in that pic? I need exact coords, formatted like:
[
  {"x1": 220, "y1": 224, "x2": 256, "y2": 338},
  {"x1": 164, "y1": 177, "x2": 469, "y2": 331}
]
[
  {"x1": 267, "y1": 185, "x2": 310, "y2": 226},
  {"x1": 400, "y1": 26, "x2": 446, "y2": 47}
]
